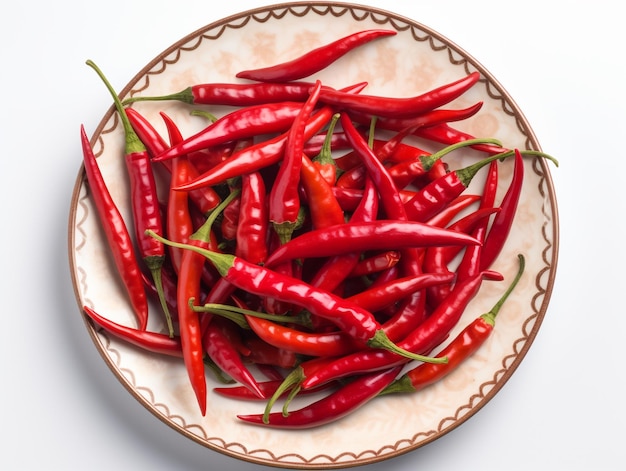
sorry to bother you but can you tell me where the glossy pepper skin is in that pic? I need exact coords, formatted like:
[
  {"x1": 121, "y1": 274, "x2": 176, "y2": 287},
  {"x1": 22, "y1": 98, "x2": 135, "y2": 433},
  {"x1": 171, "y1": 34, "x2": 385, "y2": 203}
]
[
  {"x1": 235, "y1": 29, "x2": 396, "y2": 82},
  {"x1": 237, "y1": 366, "x2": 402, "y2": 429},
  {"x1": 80, "y1": 125, "x2": 149, "y2": 331}
]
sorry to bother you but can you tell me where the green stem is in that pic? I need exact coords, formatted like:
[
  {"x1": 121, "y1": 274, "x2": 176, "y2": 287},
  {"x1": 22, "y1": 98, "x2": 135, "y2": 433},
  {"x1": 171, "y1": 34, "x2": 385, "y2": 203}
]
[
  {"x1": 368, "y1": 116, "x2": 378, "y2": 149},
  {"x1": 263, "y1": 367, "x2": 304, "y2": 424},
  {"x1": 481, "y1": 254, "x2": 525, "y2": 326},
  {"x1": 191, "y1": 302, "x2": 310, "y2": 327},
  {"x1": 420, "y1": 137, "x2": 503, "y2": 171},
  {"x1": 191, "y1": 188, "x2": 240, "y2": 243},
  {"x1": 85, "y1": 60, "x2": 145, "y2": 155},
  {"x1": 457, "y1": 149, "x2": 559, "y2": 187},
  {"x1": 121, "y1": 87, "x2": 195, "y2": 105},
  {"x1": 146, "y1": 230, "x2": 235, "y2": 276},
  {"x1": 368, "y1": 330, "x2": 448, "y2": 364},
  {"x1": 312, "y1": 113, "x2": 342, "y2": 176}
]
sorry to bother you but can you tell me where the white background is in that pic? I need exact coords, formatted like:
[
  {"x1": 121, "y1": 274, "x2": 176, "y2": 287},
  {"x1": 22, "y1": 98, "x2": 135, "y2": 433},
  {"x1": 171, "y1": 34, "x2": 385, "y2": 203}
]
[{"x1": 1, "y1": 1, "x2": 624, "y2": 470}]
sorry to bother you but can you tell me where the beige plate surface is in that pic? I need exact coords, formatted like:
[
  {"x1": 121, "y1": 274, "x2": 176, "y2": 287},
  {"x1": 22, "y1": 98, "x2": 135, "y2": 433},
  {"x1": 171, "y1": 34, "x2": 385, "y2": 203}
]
[{"x1": 68, "y1": 2, "x2": 558, "y2": 468}]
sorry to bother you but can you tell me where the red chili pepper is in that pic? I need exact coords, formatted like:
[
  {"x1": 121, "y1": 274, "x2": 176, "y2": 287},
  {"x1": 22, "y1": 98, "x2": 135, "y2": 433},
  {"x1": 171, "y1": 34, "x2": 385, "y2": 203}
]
[
  {"x1": 455, "y1": 159, "x2": 499, "y2": 282},
  {"x1": 153, "y1": 102, "x2": 304, "y2": 163},
  {"x1": 220, "y1": 194, "x2": 241, "y2": 241},
  {"x1": 161, "y1": 112, "x2": 196, "y2": 275},
  {"x1": 300, "y1": 153, "x2": 345, "y2": 231},
  {"x1": 86, "y1": 60, "x2": 175, "y2": 335},
  {"x1": 235, "y1": 171, "x2": 269, "y2": 265},
  {"x1": 122, "y1": 81, "x2": 320, "y2": 106},
  {"x1": 300, "y1": 270, "x2": 503, "y2": 389},
  {"x1": 203, "y1": 317, "x2": 264, "y2": 398},
  {"x1": 235, "y1": 29, "x2": 396, "y2": 82},
  {"x1": 480, "y1": 148, "x2": 525, "y2": 271},
  {"x1": 416, "y1": 123, "x2": 509, "y2": 155},
  {"x1": 269, "y1": 81, "x2": 322, "y2": 243},
  {"x1": 319, "y1": 72, "x2": 480, "y2": 118},
  {"x1": 83, "y1": 306, "x2": 182, "y2": 357},
  {"x1": 147, "y1": 232, "x2": 447, "y2": 365},
  {"x1": 346, "y1": 272, "x2": 455, "y2": 314},
  {"x1": 244, "y1": 315, "x2": 363, "y2": 358},
  {"x1": 348, "y1": 102, "x2": 484, "y2": 133},
  {"x1": 173, "y1": 184, "x2": 240, "y2": 416},
  {"x1": 79, "y1": 124, "x2": 149, "y2": 331},
  {"x1": 264, "y1": 220, "x2": 480, "y2": 269},
  {"x1": 424, "y1": 194, "x2": 481, "y2": 228},
  {"x1": 380, "y1": 254, "x2": 525, "y2": 395},
  {"x1": 237, "y1": 366, "x2": 402, "y2": 428}
]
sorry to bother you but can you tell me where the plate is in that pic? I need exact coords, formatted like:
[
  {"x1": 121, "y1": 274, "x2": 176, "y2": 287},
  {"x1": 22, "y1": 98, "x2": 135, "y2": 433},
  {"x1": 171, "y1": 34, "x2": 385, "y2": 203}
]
[{"x1": 68, "y1": 2, "x2": 558, "y2": 468}]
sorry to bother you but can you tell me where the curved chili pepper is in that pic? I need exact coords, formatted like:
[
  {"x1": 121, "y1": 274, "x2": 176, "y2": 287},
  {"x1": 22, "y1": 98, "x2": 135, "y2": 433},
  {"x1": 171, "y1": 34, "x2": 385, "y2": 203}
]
[
  {"x1": 348, "y1": 102, "x2": 484, "y2": 133},
  {"x1": 237, "y1": 366, "x2": 402, "y2": 428},
  {"x1": 147, "y1": 232, "x2": 448, "y2": 365},
  {"x1": 153, "y1": 102, "x2": 303, "y2": 163},
  {"x1": 269, "y1": 81, "x2": 322, "y2": 243},
  {"x1": 319, "y1": 72, "x2": 480, "y2": 118},
  {"x1": 86, "y1": 60, "x2": 174, "y2": 336},
  {"x1": 480, "y1": 149, "x2": 525, "y2": 271},
  {"x1": 203, "y1": 317, "x2": 264, "y2": 398},
  {"x1": 83, "y1": 306, "x2": 182, "y2": 357},
  {"x1": 235, "y1": 29, "x2": 396, "y2": 82},
  {"x1": 346, "y1": 272, "x2": 455, "y2": 314},
  {"x1": 424, "y1": 194, "x2": 481, "y2": 228},
  {"x1": 381, "y1": 254, "x2": 525, "y2": 395},
  {"x1": 80, "y1": 124, "x2": 149, "y2": 330},
  {"x1": 455, "y1": 159, "x2": 499, "y2": 282},
  {"x1": 245, "y1": 315, "x2": 363, "y2": 358},
  {"x1": 264, "y1": 220, "x2": 480, "y2": 269},
  {"x1": 174, "y1": 184, "x2": 240, "y2": 416},
  {"x1": 235, "y1": 171, "x2": 268, "y2": 265},
  {"x1": 172, "y1": 106, "x2": 334, "y2": 191},
  {"x1": 220, "y1": 194, "x2": 241, "y2": 241},
  {"x1": 122, "y1": 81, "x2": 319, "y2": 106},
  {"x1": 300, "y1": 270, "x2": 503, "y2": 390},
  {"x1": 161, "y1": 112, "x2": 196, "y2": 275}
]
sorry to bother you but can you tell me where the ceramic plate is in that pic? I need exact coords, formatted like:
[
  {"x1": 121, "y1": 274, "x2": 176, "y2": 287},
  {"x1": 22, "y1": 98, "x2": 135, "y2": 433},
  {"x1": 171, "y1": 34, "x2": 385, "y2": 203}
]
[{"x1": 68, "y1": 2, "x2": 558, "y2": 468}]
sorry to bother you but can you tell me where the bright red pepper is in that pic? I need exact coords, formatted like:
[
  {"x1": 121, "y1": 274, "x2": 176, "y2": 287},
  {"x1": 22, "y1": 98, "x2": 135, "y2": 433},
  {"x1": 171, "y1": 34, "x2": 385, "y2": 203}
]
[
  {"x1": 235, "y1": 29, "x2": 396, "y2": 82},
  {"x1": 380, "y1": 254, "x2": 525, "y2": 395},
  {"x1": 80, "y1": 124, "x2": 149, "y2": 331},
  {"x1": 83, "y1": 306, "x2": 182, "y2": 357},
  {"x1": 269, "y1": 81, "x2": 322, "y2": 243},
  {"x1": 318, "y1": 72, "x2": 480, "y2": 119}
]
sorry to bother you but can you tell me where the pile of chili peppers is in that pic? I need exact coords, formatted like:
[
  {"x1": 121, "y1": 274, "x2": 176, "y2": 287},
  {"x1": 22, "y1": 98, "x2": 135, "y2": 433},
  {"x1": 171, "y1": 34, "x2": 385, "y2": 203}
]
[{"x1": 80, "y1": 29, "x2": 557, "y2": 428}]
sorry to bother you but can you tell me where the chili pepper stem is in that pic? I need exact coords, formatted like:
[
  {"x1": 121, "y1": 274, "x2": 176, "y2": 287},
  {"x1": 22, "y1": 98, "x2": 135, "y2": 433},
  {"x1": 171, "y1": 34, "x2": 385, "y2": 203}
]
[
  {"x1": 122, "y1": 87, "x2": 195, "y2": 105},
  {"x1": 145, "y1": 258, "x2": 175, "y2": 337},
  {"x1": 263, "y1": 367, "x2": 304, "y2": 424},
  {"x1": 458, "y1": 150, "x2": 558, "y2": 187},
  {"x1": 421, "y1": 137, "x2": 503, "y2": 170},
  {"x1": 368, "y1": 330, "x2": 448, "y2": 364},
  {"x1": 482, "y1": 253, "x2": 526, "y2": 326}
]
